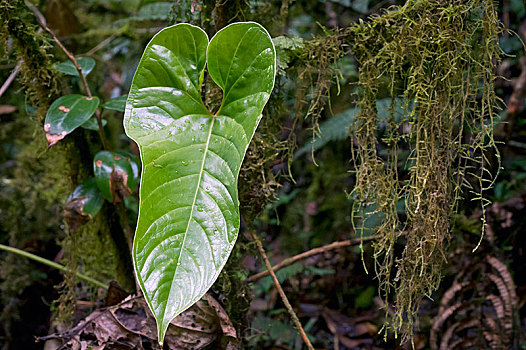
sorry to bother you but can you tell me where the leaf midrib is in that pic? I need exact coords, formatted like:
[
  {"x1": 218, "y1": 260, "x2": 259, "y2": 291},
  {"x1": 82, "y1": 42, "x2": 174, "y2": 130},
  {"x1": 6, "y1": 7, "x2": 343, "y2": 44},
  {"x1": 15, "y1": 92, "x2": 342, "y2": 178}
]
[
  {"x1": 54, "y1": 96, "x2": 84, "y2": 134},
  {"x1": 163, "y1": 113, "x2": 216, "y2": 322}
]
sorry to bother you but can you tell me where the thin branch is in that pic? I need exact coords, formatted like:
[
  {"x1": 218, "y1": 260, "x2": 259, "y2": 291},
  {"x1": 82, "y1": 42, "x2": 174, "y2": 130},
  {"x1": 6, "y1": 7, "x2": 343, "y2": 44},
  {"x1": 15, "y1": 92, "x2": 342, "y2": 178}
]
[
  {"x1": 246, "y1": 235, "x2": 379, "y2": 283},
  {"x1": 0, "y1": 244, "x2": 108, "y2": 290},
  {"x1": 245, "y1": 219, "x2": 315, "y2": 350},
  {"x1": 83, "y1": 34, "x2": 118, "y2": 57},
  {"x1": 26, "y1": 1, "x2": 91, "y2": 98},
  {"x1": 26, "y1": 1, "x2": 110, "y2": 150},
  {"x1": 136, "y1": 0, "x2": 145, "y2": 11},
  {"x1": 94, "y1": 109, "x2": 110, "y2": 150},
  {"x1": 116, "y1": 200, "x2": 140, "y2": 293},
  {"x1": 0, "y1": 63, "x2": 20, "y2": 98}
]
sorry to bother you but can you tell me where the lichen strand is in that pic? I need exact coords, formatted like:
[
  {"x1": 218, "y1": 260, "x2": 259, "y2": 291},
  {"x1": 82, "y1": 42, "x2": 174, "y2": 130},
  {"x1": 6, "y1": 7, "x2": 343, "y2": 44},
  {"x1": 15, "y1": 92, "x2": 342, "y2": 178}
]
[
  {"x1": 0, "y1": 0, "x2": 60, "y2": 121},
  {"x1": 292, "y1": 28, "x2": 348, "y2": 162},
  {"x1": 348, "y1": 0, "x2": 502, "y2": 343}
]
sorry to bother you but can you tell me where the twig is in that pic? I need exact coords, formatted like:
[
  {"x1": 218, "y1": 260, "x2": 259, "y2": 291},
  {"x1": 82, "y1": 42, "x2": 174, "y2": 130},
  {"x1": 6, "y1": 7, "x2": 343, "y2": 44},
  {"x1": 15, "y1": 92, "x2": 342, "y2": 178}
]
[
  {"x1": 246, "y1": 235, "x2": 379, "y2": 283},
  {"x1": 0, "y1": 243, "x2": 108, "y2": 290},
  {"x1": 0, "y1": 63, "x2": 20, "y2": 98},
  {"x1": 36, "y1": 295, "x2": 142, "y2": 343},
  {"x1": 26, "y1": 1, "x2": 91, "y2": 97},
  {"x1": 83, "y1": 34, "x2": 118, "y2": 57},
  {"x1": 116, "y1": 200, "x2": 140, "y2": 293},
  {"x1": 94, "y1": 109, "x2": 110, "y2": 150},
  {"x1": 26, "y1": 1, "x2": 110, "y2": 150},
  {"x1": 136, "y1": 0, "x2": 145, "y2": 11},
  {"x1": 245, "y1": 219, "x2": 315, "y2": 350}
]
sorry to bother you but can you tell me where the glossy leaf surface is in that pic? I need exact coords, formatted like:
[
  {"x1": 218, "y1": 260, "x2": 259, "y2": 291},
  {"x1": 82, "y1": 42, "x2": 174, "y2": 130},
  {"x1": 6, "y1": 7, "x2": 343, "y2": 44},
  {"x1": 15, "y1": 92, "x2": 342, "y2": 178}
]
[
  {"x1": 44, "y1": 94, "x2": 100, "y2": 146},
  {"x1": 102, "y1": 95, "x2": 128, "y2": 112},
  {"x1": 66, "y1": 178, "x2": 104, "y2": 216},
  {"x1": 93, "y1": 150, "x2": 139, "y2": 202},
  {"x1": 124, "y1": 22, "x2": 275, "y2": 343},
  {"x1": 56, "y1": 57, "x2": 96, "y2": 76},
  {"x1": 64, "y1": 178, "x2": 104, "y2": 232}
]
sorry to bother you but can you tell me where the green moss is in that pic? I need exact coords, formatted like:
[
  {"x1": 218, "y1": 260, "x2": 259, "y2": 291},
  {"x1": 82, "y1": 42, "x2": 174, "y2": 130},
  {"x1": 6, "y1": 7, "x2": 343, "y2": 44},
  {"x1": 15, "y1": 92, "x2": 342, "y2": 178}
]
[
  {"x1": 0, "y1": 0, "x2": 133, "y2": 320},
  {"x1": 1, "y1": 0, "x2": 60, "y2": 121},
  {"x1": 0, "y1": 117, "x2": 74, "y2": 320},
  {"x1": 212, "y1": 237, "x2": 253, "y2": 333},
  {"x1": 347, "y1": 0, "x2": 503, "y2": 343},
  {"x1": 238, "y1": 91, "x2": 286, "y2": 220}
]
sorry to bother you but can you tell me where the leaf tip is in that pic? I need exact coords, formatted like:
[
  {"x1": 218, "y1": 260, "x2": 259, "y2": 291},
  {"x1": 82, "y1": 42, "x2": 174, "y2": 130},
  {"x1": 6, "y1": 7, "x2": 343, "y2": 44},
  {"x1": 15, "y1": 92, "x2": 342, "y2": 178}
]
[
  {"x1": 45, "y1": 129, "x2": 67, "y2": 147},
  {"x1": 157, "y1": 322, "x2": 168, "y2": 348}
]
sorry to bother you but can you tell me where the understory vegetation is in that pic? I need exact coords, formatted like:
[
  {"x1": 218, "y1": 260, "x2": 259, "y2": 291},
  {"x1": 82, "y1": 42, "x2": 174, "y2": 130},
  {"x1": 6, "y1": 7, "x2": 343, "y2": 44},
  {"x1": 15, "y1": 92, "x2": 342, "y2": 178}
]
[{"x1": 1, "y1": 0, "x2": 525, "y2": 349}]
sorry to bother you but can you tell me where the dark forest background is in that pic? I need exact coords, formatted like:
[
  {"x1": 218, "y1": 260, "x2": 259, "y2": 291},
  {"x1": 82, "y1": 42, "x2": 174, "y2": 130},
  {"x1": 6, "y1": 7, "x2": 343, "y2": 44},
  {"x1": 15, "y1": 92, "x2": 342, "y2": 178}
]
[{"x1": 1, "y1": 0, "x2": 525, "y2": 349}]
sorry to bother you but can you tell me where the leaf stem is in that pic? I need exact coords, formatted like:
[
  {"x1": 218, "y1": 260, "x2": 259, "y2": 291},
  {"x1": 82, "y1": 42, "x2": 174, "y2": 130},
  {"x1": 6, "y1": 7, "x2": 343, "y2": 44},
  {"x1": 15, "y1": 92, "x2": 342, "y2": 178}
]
[
  {"x1": 246, "y1": 235, "x2": 379, "y2": 282},
  {"x1": 245, "y1": 219, "x2": 315, "y2": 350},
  {"x1": 95, "y1": 109, "x2": 110, "y2": 150},
  {"x1": 115, "y1": 201, "x2": 140, "y2": 293},
  {"x1": 0, "y1": 63, "x2": 20, "y2": 98},
  {"x1": 116, "y1": 201, "x2": 133, "y2": 253},
  {"x1": 0, "y1": 244, "x2": 108, "y2": 290}
]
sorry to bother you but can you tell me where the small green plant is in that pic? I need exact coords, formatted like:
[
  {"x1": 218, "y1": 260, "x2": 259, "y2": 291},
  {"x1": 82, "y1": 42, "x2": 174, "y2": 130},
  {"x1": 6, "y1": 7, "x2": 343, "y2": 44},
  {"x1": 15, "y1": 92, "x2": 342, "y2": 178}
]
[{"x1": 43, "y1": 54, "x2": 138, "y2": 227}]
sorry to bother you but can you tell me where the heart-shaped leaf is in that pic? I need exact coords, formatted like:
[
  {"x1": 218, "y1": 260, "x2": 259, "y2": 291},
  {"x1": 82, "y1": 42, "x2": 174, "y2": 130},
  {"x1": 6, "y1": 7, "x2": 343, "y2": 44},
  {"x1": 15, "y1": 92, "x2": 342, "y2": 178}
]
[
  {"x1": 56, "y1": 57, "x2": 96, "y2": 76},
  {"x1": 93, "y1": 151, "x2": 140, "y2": 203},
  {"x1": 124, "y1": 22, "x2": 276, "y2": 343},
  {"x1": 45, "y1": 94, "x2": 100, "y2": 146},
  {"x1": 64, "y1": 178, "x2": 104, "y2": 232},
  {"x1": 102, "y1": 95, "x2": 128, "y2": 112}
]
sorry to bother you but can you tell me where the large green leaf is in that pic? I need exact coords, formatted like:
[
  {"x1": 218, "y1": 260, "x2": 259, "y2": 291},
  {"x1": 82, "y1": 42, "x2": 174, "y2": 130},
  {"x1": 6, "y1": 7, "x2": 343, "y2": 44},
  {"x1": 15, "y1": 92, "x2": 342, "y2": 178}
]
[{"x1": 124, "y1": 22, "x2": 275, "y2": 343}]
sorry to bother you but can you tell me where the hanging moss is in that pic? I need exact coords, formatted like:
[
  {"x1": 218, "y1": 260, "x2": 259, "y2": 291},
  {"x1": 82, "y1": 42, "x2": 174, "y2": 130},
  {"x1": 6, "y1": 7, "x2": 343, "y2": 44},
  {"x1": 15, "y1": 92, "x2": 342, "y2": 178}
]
[
  {"x1": 347, "y1": 0, "x2": 503, "y2": 343},
  {"x1": 297, "y1": 27, "x2": 347, "y2": 136},
  {"x1": 285, "y1": 27, "x2": 349, "y2": 164},
  {"x1": 238, "y1": 90, "x2": 287, "y2": 220},
  {"x1": 0, "y1": 0, "x2": 60, "y2": 121}
]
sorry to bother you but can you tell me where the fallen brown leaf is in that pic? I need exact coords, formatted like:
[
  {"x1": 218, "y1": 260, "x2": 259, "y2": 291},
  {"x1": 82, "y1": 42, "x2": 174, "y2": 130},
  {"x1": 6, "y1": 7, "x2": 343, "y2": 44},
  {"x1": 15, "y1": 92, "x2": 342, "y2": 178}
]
[
  {"x1": 38, "y1": 294, "x2": 238, "y2": 350},
  {"x1": 63, "y1": 196, "x2": 90, "y2": 232}
]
